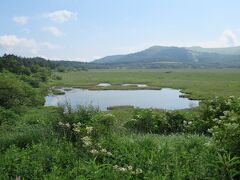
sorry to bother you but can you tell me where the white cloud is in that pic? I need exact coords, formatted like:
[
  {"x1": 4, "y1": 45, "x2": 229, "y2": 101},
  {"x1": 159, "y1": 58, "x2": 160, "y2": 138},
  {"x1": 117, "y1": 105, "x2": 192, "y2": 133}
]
[
  {"x1": 196, "y1": 29, "x2": 239, "y2": 48},
  {"x1": 220, "y1": 29, "x2": 238, "y2": 47},
  {"x1": 13, "y1": 16, "x2": 29, "y2": 25},
  {"x1": 0, "y1": 35, "x2": 58, "y2": 56},
  {"x1": 42, "y1": 26, "x2": 64, "y2": 37},
  {"x1": 45, "y1": 10, "x2": 75, "y2": 23},
  {"x1": 0, "y1": 35, "x2": 22, "y2": 46}
]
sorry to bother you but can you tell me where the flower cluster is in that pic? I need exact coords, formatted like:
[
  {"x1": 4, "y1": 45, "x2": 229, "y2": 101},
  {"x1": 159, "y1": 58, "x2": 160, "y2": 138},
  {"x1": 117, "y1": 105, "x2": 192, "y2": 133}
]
[
  {"x1": 89, "y1": 143, "x2": 113, "y2": 157},
  {"x1": 58, "y1": 121, "x2": 70, "y2": 128},
  {"x1": 86, "y1": 126, "x2": 93, "y2": 134},
  {"x1": 73, "y1": 122, "x2": 82, "y2": 131},
  {"x1": 81, "y1": 136, "x2": 92, "y2": 147},
  {"x1": 58, "y1": 121, "x2": 95, "y2": 148},
  {"x1": 113, "y1": 165, "x2": 143, "y2": 175}
]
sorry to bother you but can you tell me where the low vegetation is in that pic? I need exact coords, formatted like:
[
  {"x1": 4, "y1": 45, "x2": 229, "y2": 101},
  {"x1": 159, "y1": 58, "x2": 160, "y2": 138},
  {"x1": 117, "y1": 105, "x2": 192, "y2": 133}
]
[
  {"x1": 53, "y1": 69, "x2": 240, "y2": 99},
  {"x1": 0, "y1": 55, "x2": 240, "y2": 179}
]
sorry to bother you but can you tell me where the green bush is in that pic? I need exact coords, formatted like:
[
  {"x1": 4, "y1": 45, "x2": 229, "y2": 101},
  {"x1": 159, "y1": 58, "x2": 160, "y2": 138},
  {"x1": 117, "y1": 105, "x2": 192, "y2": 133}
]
[
  {"x1": 156, "y1": 111, "x2": 185, "y2": 134},
  {"x1": 20, "y1": 75, "x2": 41, "y2": 88},
  {"x1": 91, "y1": 113, "x2": 116, "y2": 139},
  {"x1": 208, "y1": 109, "x2": 240, "y2": 156},
  {"x1": 185, "y1": 96, "x2": 240, "y2": 156},
  {"x1": 0, "y1": 107, "x2": 19, "y2": 125},
  {"x1": 0, "y1": 73, "x2": 43, "y2": 108},
  {"x1": 60, "y1": 105, "x2": 99, "y2": 125},
  {"x1": 55, "y1": 105, "x2": 99, "y2": 142},
  {"x1": 125, "y1": 109, "x2": 158, "y2": 133},
  {"x1": 193, "y1": 96, "x2": 240, "y2": 134},
  {"x1": 125, "y1": 109, "x2": 186, "y2": 134}
]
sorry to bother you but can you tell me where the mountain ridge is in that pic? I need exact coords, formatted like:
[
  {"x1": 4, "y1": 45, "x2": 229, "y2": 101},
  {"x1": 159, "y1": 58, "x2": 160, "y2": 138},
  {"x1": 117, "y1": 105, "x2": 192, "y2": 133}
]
[{"x1": 92, "y1": 46, "x2": 240, "y2": 68}]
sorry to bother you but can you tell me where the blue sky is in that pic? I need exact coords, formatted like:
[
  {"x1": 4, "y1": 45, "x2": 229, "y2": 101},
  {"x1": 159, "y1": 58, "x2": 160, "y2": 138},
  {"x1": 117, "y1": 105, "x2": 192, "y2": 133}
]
[{"x1": 0, "y1": 0, "x2": 240, "y2": 61}]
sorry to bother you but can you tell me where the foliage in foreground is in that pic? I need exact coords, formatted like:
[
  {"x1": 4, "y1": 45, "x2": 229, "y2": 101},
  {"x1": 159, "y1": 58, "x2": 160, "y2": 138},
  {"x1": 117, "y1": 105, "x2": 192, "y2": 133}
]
[
  {"x1": 125, "y1": 97, "x2": 240, "y2": 157},
  {"x1": 0, "y1": 101, "x2": 240, "y2": 179}
]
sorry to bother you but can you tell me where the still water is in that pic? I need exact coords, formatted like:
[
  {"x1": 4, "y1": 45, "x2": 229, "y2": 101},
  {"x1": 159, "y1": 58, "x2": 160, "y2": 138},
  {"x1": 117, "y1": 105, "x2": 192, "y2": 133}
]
[{"x1": 45, "y1": 88, "x2": 199, "y2": 111}]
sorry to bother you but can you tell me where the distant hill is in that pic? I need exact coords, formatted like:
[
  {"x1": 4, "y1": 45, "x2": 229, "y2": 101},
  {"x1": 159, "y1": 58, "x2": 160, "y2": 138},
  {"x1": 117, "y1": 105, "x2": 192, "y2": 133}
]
[
  {"x1": 94, "y1": 46, "x2": 195, "y2": 64},
  {"x1": 92, "y1": 46, "x2": 240, "y2": 68}
]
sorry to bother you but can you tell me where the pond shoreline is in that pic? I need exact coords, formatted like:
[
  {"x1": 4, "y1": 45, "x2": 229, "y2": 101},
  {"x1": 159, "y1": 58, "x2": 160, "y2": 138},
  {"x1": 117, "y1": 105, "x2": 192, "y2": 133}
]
[
  {"x1": 50, "y1": 85, "x2": 201, "y2": 101},
  {"x1": 46, "y1": 87, "x2": 200, "y2": 111}
]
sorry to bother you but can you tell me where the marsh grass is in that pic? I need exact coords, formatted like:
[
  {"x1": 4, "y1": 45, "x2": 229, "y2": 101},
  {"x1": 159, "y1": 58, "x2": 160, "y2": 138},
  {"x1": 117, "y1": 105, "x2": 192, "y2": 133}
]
[{"x1": 52, "y1": 69, "x2": 240, "y2": 99}]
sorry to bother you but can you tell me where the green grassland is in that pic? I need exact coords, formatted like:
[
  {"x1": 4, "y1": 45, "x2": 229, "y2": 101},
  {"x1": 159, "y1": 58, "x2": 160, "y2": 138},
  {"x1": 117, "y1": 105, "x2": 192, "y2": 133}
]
[
  {"x1": 1, "y1": 65, "x2": 240, "y2": 179},
  {"x1": 52, "y1": 69, "x2": 240, "y2": 100}
]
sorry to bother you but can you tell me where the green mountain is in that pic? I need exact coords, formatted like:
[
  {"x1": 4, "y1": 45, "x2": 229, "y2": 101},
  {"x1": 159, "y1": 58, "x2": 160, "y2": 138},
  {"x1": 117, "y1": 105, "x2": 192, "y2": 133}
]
[{"x1": 92, "y1": 46, "x2": 240, "y2": 68}]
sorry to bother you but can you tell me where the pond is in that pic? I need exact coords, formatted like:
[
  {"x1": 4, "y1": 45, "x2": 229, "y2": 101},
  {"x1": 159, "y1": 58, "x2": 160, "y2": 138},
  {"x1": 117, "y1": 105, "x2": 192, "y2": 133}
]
[{"x1": 45, "y1": 88, "x2": 199, "y2": 111}]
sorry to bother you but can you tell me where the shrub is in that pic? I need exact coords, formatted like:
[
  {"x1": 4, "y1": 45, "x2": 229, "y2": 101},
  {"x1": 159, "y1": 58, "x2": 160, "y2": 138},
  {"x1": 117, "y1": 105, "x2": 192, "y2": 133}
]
[
  {"x1": 55, "y1": 105, "x2": 100, "y2": 144},
  {"x1": 91, "y1": 113, "x2": 116, "y2": 139},
  {"x1": 125, "y1": 109, "x2": 186, "y2": 134},
  {"x1": 194, "y1": 96, "x2": 240, "y2": 134},
  {"x1": 125, "y1": 109, "x2": 158, "y2": 133},
  {"x1": 156, "y1": 111, "x2": 185, "y2": 134},
  {"x1": 60, "y1": 105, "x2": 99, "y2": 125},
  {"x1": 0, "y1": 107, "x2": 19, "y2": 125},
  {"x1": 0, "y1": 72, "x2": 43, "y2": 108},
  {"x1": 208, "y1": 110, "x2": 240, "y2": 156},
  {"x1": 190, "y1": 96, "x2": 240, "y2": 156}
]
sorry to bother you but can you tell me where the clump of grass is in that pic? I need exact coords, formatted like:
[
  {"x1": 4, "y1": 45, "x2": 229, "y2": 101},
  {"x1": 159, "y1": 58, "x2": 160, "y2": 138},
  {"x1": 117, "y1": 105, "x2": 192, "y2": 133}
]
[{"x1": 52, "y1": 89, "x2": 65, "y2": 95}]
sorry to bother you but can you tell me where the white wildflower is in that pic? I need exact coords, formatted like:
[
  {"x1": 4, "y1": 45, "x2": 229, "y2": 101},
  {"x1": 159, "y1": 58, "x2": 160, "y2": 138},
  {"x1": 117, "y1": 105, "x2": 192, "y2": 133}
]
[
  {"x1": 58, "y1": 122, "x2": 64, "y2": 126},
  {"x1": 65, "y1": 123, "x2": 70, "y2": 128},
  {"x1": 136, "y1": 115, "x2": 141, "y2": 119},
  {"x1": 86, "y1": 126, "x2": 93, "y2": 134},
  {"x1": 135, "y1": 168, "x2": 143, "y2": 174},
  {"x1": 81, "y1": 136, "x2": 92, "y2": 146},
  {"x1": 106, "y1": 151, "x2": 113, "y2": 156},
  {"x1": 73, "y1": 128, "x2": 80, "y2": 133},
  {"x1": 82, "y1": 136, "x2": 91, "y2": 141},
  {"x1": 127, "y1": 165, "x2": 133, "y2": 171},
  {"x1": 118, "y1": 167, "x2": 127, "y2": 172},
  {"x1": 100, "y1": 148, "x2": 107, "y2": 153},
  {"x1": 90, "y1": 149, "x2": 98, "y2": 155},
  {"x1": 113, "y1": 165, "x2": 118, "y2": 169}
]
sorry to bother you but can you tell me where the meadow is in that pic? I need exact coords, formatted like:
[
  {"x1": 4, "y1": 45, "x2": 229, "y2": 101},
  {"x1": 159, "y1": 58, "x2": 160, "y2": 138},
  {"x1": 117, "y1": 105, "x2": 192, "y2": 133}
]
[
  {"x1": 52, "y1": 69, "x2": 240, "y2": 100},
  {"x1": 1, "y1": 62, "x2": 240, "y2": 179}
]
